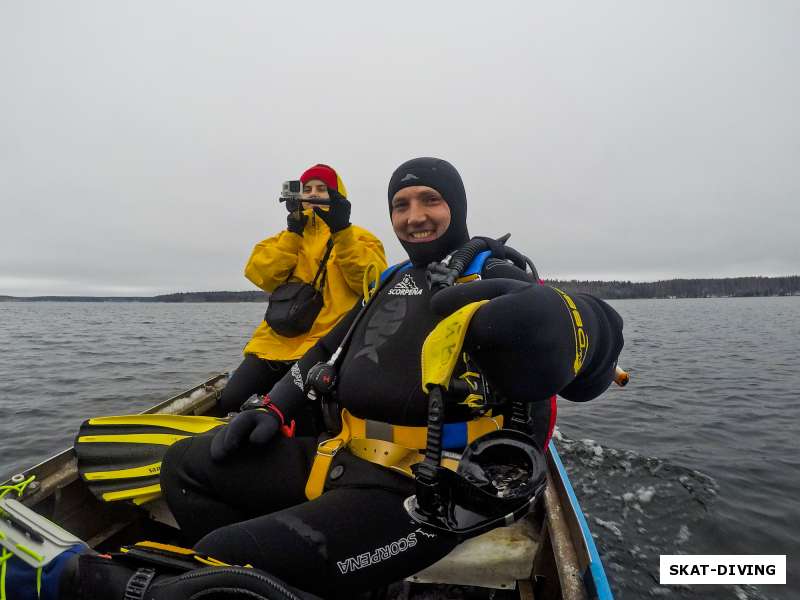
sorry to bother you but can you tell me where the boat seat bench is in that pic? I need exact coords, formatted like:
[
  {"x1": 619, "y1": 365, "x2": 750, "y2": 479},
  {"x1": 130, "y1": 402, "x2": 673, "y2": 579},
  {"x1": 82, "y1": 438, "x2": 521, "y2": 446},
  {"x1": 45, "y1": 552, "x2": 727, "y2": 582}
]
[{"x1": 407, "y1": 516, "x2": 540, "y2": 590}]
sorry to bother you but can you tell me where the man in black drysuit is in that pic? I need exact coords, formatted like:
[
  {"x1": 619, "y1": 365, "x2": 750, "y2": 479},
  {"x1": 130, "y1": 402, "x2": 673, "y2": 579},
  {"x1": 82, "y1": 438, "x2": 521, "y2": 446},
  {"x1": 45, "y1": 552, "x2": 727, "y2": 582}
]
[{"x1": 154, "y1": 157, "x2": 625, "y2": 598}]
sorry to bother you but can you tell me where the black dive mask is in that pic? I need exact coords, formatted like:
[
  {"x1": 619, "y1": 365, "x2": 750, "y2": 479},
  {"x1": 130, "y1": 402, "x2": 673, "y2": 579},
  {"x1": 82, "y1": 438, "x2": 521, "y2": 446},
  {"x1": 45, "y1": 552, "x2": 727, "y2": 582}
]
[
  {"x1": 405, "y1": 429, "x2": 546, "y2": 537},
  {"x1": 388, "y1": 157, "x2": 470, "y2": 267}
]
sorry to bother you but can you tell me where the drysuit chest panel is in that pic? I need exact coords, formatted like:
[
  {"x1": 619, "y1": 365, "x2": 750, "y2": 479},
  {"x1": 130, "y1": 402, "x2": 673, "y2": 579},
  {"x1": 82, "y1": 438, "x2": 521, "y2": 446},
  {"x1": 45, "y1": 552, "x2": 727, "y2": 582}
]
[{"x1": 337, "y1": 266, "x2": 445, "y2": 426}]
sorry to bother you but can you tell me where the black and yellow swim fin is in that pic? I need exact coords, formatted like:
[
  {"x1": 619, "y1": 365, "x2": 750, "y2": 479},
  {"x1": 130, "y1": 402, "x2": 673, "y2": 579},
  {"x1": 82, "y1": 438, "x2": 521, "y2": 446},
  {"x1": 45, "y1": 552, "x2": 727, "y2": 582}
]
[{"x1": 74, "y1": 414, "x2": 226, "y2": 505}]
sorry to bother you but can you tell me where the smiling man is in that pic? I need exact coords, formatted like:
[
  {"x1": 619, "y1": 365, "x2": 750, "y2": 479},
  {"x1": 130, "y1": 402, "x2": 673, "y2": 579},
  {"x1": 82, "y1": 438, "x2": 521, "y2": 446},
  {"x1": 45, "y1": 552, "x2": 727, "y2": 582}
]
[{"x1": 390, "y1": 185, "x2": 450, "y2": 242}]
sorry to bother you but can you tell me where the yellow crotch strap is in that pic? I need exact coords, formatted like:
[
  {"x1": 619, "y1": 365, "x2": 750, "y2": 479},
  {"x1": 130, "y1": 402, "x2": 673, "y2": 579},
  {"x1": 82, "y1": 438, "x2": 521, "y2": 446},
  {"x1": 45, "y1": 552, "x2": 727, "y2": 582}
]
[{"x1": 305, "y1": 413, "x2": 353, "y2": 500}]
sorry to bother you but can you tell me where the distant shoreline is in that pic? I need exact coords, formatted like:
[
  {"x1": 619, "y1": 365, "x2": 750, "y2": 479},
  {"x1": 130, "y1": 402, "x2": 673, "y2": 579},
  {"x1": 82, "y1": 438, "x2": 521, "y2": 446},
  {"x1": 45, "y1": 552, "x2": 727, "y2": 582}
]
[{"x1": 2, "y1": 275, "x2": 798, "y2": 302}]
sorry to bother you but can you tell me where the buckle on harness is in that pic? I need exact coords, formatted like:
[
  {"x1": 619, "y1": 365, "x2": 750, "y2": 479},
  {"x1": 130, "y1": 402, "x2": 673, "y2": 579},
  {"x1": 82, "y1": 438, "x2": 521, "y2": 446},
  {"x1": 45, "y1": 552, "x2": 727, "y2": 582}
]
[
  {"x1": 316, "y1": 437, "x2": 344, "y2": 458},
  {"x1": 306, "y1": 430, "x2": 350, "y2": 501}
]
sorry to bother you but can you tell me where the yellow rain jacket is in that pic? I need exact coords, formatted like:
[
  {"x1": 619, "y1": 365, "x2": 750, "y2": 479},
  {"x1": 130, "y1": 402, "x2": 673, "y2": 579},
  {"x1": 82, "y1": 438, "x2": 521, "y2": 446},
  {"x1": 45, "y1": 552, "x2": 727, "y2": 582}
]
[{"x1": 243, "y1": 211, "x2": 387, "y2": 361}]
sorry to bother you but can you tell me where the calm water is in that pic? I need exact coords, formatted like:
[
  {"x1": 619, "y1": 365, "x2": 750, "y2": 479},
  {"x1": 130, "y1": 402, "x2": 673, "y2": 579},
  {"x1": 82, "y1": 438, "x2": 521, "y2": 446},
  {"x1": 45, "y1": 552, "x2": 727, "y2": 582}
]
[{"x1": 1, "y1": 298, "x2": 797, "y2": 599}]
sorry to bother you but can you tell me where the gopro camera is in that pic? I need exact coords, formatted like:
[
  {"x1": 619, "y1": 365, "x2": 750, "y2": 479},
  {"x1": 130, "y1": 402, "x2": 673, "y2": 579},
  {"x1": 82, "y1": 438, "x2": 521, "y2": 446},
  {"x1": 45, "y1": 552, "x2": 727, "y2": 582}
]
[
  {"x1": 279, "y1": 179, "x2": 331, "y2": 212},
  {"x1": 282, "y1": 180, "x2": 302, "y2": 199},
  {"x1": 279, "y1": 180, "x2": 303, "y2": 212}
]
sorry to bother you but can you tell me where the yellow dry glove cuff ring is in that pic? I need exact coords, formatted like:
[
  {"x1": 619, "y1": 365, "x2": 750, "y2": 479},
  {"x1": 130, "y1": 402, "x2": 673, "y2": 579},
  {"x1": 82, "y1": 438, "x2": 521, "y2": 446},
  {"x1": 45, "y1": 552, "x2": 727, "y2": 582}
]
[{"x1": 421, "y1": 300, "x2": 488, "y2": 393}]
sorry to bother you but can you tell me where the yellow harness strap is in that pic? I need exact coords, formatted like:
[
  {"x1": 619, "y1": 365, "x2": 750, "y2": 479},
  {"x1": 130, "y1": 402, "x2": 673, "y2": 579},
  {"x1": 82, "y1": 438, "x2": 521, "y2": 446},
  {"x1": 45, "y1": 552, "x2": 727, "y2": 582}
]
[
  {"x1": 304, "y1": 411, "x2": 353, "y2": 500},
  {"x1": 347, "y1": 438, "x2": 423, "y2": 477},
  {"x1": 304, "y1": 409, "x2": 501, "y2": 499},
  {"x1": 348, "y1": 438, "x2": 461, "y2": 477},
  {"x1": 350, "y1": 412, "x2": 503, "y2": 449}
]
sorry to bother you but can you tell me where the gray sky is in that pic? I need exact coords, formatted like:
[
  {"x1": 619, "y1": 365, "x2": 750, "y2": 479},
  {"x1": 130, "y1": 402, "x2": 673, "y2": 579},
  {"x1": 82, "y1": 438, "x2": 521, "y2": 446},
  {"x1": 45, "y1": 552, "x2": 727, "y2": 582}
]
[{"x1": 2, "y1": 1, "x2": 798, "y2": 296}]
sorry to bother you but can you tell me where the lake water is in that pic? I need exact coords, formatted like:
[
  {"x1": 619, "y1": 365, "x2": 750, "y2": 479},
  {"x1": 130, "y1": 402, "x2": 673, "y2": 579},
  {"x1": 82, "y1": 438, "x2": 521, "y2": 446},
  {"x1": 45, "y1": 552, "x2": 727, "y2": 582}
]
[{"x1": 0, "y1": 298, "x2": 797, "y2": 599}]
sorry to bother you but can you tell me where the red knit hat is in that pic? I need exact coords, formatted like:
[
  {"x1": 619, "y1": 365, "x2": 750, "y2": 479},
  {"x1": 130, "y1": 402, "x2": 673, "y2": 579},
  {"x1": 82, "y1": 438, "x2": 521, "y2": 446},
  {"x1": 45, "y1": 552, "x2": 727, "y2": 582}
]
[{"x1": 299, "y1": 164, "x2": 348, "y2": 197}]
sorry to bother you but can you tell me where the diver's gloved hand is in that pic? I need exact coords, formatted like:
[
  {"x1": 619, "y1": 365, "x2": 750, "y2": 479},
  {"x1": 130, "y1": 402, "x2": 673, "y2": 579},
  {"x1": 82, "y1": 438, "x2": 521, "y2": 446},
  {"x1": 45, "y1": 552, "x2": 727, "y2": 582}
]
[
  {"x1": 210, "y1": 408, "x2": 280, "y2": 461},
  {"x1": 431, "y1": 279, "x2": 624, "y2": 404},
  {"x1": 430, "y1": 277, "x2": 529, "y2": 316},
  {"x1": 313, "y1": 188, "x2": 351, "y2": 232},
  {"x1": 286, "y1": 206, "x2": 307, "y2": 235}
]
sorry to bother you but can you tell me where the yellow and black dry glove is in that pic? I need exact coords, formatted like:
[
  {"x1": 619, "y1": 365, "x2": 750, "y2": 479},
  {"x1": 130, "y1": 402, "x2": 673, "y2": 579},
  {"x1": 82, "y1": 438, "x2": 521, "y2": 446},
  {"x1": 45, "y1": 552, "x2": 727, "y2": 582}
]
[
  {"x1": 313, "y1": 188, "x2": 351, "y2": 233},
  {"x1": 430, "y1": 279, "x2": 624, "y2": 404}
]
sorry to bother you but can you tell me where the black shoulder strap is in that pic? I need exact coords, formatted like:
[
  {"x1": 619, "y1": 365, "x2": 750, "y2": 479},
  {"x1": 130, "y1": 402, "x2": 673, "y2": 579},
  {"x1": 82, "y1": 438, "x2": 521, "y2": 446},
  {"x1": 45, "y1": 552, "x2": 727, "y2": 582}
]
[{"x1": 311, "y1": 238, "x2": 334, "y2": 290}]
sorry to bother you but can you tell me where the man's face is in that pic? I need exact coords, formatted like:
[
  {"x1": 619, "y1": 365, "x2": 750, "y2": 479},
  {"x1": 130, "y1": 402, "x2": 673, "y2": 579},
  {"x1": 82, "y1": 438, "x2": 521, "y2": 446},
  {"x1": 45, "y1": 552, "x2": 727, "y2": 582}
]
[
  {"x1": 390, "y1": 185, "x2": 451, "y2": 244},
  {"x1": 301, "y1": 179, "x2": 330, "y2": 209}
]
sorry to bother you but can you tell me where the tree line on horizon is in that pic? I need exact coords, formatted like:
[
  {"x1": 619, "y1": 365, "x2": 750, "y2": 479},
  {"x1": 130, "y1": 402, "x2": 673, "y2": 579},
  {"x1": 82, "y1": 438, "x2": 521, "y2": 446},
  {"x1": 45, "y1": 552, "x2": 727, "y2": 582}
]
[
  {"x1": 2, "y1": 275, "x2": 798, "y2": 302},
  {"x1": 546, "y1": 275, "x2": 800, "y2": 299}
]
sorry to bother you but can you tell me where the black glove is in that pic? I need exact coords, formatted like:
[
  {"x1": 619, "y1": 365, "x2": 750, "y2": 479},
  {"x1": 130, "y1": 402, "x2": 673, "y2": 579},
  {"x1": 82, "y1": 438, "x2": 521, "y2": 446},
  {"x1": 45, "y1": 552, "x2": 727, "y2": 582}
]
[
  {"x1": 313, "y1": 188, "x2": 351, "y2": 233},
  {"x1": 430, "y1": 279, "x2": 622, "y2": 404},
  {"x1": 210, "y1": 408, "x2": 280, "y2": 462},
  {"x1": 430, "y1": 277, "x2": 528, "y2": 316},
  {"x1": 286, "y1": 205, "x2": 307, "y2": 235}
]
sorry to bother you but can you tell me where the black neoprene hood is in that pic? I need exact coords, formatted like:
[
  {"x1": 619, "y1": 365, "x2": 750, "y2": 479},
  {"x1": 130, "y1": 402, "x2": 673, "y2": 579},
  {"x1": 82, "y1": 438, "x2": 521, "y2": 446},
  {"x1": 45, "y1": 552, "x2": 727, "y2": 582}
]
[{"x1": 388, "y1": 157, "x2": 470, "y2": 266}]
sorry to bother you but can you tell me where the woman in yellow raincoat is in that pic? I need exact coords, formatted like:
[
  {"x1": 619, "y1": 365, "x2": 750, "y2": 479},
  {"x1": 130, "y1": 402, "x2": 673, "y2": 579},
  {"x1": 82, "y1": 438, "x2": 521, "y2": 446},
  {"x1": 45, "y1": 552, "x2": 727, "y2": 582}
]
[{"x1": 219, "y1": 164, "x2": 387, "y2": 428}]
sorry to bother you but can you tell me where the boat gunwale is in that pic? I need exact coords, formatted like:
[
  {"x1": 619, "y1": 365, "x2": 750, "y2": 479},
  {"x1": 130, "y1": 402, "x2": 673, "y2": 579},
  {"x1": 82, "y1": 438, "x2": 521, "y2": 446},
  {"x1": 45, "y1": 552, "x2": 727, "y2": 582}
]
[{"x1": 547, "y1": 442, "x2": 614, "y2": 600}]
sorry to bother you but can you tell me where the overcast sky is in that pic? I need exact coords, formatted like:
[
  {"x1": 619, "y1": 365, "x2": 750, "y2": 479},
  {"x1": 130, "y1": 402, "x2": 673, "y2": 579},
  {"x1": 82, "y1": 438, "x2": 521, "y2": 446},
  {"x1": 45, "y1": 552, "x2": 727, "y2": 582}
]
[{"x1": 2, "y1": 1, "x2": 798, "y2": 296}]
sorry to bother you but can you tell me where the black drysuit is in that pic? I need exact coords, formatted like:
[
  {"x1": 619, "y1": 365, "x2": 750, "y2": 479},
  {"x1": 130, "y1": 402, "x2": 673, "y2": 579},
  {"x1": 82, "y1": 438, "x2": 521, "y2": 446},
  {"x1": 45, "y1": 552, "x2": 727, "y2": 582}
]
[{"x1": 160, "y1": 259, "x2": 624, "y2": 597}]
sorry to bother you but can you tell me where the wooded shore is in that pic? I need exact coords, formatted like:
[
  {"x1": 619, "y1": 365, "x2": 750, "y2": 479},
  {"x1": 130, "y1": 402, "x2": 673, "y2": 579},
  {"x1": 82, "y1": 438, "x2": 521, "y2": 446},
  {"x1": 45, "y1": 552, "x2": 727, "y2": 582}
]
[{"x1": 2, "y1": 276, "x2": 798, "y2": 302}]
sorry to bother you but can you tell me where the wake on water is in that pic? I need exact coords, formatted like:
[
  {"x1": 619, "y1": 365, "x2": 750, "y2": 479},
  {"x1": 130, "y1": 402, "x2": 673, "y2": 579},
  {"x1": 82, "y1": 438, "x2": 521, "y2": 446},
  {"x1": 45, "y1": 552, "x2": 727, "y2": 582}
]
[{"x1": 555, "y1": 429, "x2": 776, "y2": 600}]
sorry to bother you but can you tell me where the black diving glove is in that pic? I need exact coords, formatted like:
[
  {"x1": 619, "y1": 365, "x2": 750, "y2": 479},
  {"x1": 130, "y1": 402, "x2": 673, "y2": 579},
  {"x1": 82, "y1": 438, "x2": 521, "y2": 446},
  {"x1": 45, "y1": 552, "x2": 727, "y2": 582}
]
[
  {"x1": 313, "y1": 188, "x2": 351, "y2": 233},
  {"x1": 286, "y1": 203, "x2": 307, "y2": 235},
  {"x1": 210, "y1": 396, "x2": 292, "y2": 461},
  {"x1": 430, "y1": 277, "x2": 528, "y2": 313},
  {"x1": 431, "y1": 279, "x2": 624, "y2": 404}
]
